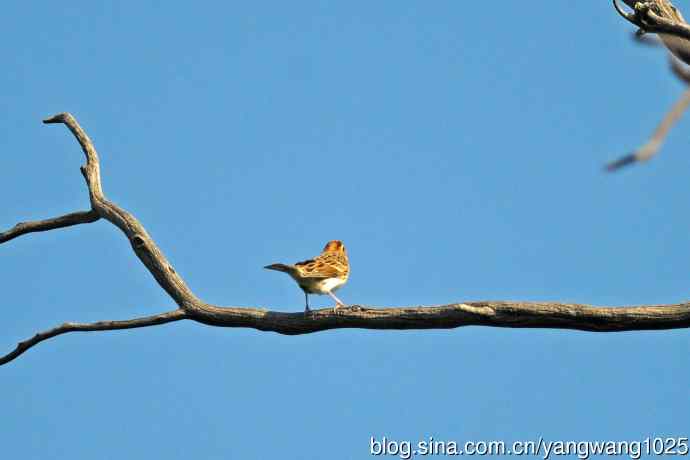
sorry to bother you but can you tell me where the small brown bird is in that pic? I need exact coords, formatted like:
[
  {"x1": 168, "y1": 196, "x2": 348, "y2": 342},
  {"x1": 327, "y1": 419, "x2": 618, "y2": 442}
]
[{"x1": 264, "y1": 240, "x2": 349, "y2": 313}]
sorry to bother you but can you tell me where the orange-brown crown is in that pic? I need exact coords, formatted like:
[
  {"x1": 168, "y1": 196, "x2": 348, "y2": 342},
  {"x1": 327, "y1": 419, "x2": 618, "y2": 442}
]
[{"x1": 323, "y1": 240, "x2": 346, "y2": 253}]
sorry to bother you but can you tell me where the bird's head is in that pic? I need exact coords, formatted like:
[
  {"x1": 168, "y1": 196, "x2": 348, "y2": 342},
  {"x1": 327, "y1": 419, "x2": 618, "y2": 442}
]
[{"x1": 323, "y1": 240, "x2": 346, "y2": 254}]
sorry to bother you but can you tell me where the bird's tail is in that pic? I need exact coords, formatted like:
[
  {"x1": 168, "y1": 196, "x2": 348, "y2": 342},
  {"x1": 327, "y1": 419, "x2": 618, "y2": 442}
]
[{"x1": 264, "y1": 263, "x2": 294, "y2": 273}]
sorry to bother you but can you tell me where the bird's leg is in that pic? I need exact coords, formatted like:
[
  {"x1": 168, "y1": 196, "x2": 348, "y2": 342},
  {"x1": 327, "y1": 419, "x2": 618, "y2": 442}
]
[
  {"x1": 304, "y1": 292, "x2": 311, "y2": 314},
  {"x1": 328, "y1": 291, "x2": 346, "y2": 312}
]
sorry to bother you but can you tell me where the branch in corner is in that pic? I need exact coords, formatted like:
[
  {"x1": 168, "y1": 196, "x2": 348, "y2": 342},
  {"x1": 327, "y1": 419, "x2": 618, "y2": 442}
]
[
  {"x1": 607, "y1": 0, "x2": 690, "y2": 171},
  {"x1": 605, "y1": 86, "x2": 690, "y2": 172}
]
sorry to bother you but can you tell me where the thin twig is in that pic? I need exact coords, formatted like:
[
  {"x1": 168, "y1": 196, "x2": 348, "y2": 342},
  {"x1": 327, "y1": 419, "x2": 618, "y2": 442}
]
[
  {"x1": 606, "y1": 87, "x2": 690, "y2": 171},
  {"x1": 0, "y1": 310, "x2": 187, "y2": 366},
  {"x1": 0, "y1": 210, "x2": 99, "y2": 243}
]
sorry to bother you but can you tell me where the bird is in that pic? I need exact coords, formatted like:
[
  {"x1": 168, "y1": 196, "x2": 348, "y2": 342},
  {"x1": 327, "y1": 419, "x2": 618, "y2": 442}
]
[{"x1": 264, "y1": 240, "x2": 349, "y2": 313}]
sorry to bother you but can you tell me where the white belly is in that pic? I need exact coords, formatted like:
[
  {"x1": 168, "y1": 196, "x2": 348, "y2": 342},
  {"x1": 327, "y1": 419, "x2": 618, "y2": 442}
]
[{"x1": 305, "y1": 277, "x2": 346, "y2": 295}]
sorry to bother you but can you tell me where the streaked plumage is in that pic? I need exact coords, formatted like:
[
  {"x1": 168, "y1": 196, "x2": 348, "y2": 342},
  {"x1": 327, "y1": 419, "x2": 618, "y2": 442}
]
[{"x1": 264, "y1": 240, "x2": 349, "y2": 313}]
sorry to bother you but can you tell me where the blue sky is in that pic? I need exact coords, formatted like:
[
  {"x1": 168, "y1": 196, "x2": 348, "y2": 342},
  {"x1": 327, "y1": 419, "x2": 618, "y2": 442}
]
[{"x1": 2, "y1": 1, "x2": 689, "y2": 458}]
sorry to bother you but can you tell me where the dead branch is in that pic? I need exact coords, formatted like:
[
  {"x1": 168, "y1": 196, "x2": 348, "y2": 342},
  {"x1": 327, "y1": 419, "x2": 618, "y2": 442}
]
[
  {"x1": 0, "y1": 210, "x2": 99, "y2": 244},
  {"x1": 0, "y1": 310, "x2": 186, "y2": 366},
  {"x1": 2, "y1": 113, "x2": 690, "y2": 366},
  {"x1": 608, "y1": 0, "x2": 690, "y2": 171},
  {"x1": 615, "y1": 0, "x2": 690, "y2": 60},
  {"x1": 3, "y1": 301, "x2": 690, "y2": 366},
  {"x1": 606, "y1": 84, "x2": 690, "y2": 171}
]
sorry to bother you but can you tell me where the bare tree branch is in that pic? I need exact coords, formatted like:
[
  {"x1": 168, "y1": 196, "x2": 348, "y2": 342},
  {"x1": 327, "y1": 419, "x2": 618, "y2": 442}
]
[
  {"x1": 3, "y1": 113, "x2": 690, "y2": 366},
  {"x1": 615, "y1": 0, "x2": 690, "y2": 61},
  {"x1": 0, "y1": 310, "x2": 186, "y2": 366},
  {"x1": 41, "y1": 113, "x2": 203, "y2": 309},
  {"x1": 608, "y1": 0, "x2": 690, "y2": 171},
  {"x1": 189, "y1": 302, "x2": 690, "y2": 334},
  {"x1": 0, "y1": 210, "x2": 99, "y2": 244},
  {"x1": 606, "y1": 86, "x2": 690, "y2": 171},
  {"x1": 2, "y1": 302, "x2": 689, "y2": 366}
]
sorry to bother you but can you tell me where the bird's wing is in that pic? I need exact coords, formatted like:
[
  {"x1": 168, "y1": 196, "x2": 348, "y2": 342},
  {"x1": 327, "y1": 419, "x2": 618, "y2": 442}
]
[{"x1": 294, "y1": 255, "x2": 347, "y2": 279}]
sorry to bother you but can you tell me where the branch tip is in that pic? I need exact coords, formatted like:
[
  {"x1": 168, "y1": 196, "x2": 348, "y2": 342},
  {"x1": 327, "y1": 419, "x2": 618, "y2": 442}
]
[
  {"x1": 605, "y1": 153, "x2": 638, "y2": 172},
  {"x1": 42, "y1": 113, "x2": 70, "y2": 124}
]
